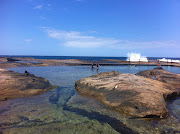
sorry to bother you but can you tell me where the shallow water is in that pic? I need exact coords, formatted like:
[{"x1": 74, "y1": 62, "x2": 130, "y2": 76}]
[{"x1": 0, "y1": 65, "x2": 180, "y2": 134}]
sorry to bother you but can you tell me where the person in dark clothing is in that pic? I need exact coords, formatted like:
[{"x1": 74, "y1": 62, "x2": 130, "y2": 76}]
[
  {"x1": 91, "y1": 63, "x2": 94, "y2": 68},
  {"x1": 25, "y1": 70, "x2": 29, "y2": 76},
  {"x1": 96, "y1": 63, "x2": 99, "y2": 70}
]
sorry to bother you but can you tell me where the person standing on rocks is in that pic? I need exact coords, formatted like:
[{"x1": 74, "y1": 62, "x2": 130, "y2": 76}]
[
  {"x1": 96, "y1": 63, "x2": 99, "y2": 70},
  {"x1": 25, "y1": 70, "x2": 29, "y2": 76},
  {"x1": 91, "y1": 63, "x2": 94, "y2": 69},
  {"x1": 157, "y1": 60, "x2": 161, "y2": 67}
]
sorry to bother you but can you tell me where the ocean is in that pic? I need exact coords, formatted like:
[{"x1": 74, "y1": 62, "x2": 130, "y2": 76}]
[{"x1": 1, "y1": 55, "x2": 180, "y2": 61}]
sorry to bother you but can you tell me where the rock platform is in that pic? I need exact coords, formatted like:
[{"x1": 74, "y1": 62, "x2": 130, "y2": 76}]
[
  {"x1": 0, "y1": 69, "x2": 56, "y2": 101},
  {"x1": 75, "y1": 70, "x2": 180, "y2": 118}
]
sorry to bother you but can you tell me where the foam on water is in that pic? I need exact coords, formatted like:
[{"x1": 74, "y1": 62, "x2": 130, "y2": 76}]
[
  {"x1": 126, "y1": 53, "x2": 148, "y2": 62},
  {"x1": 158, "y1": 58, "x2": 180, "y2": 63}
]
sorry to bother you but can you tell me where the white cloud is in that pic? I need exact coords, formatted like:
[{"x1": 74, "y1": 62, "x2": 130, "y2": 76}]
[
  {"x1": 24, "y1": 39, "x2": 32, "y2": 43},
  {"x1": 40, "y1": 27, "x2": 180, "y2": 49},
  {"x1": 40, "y1": 27, "x2": 119, "y2": 48},
  {"x1": 45, "y1": 29, "x2": 94, "y2": 40},
  {"x1": 64, "y1": 38, "x2": 119, "y2": 48},
  {"x1": 109, "y1": 40, "x2": 180, "y2": 49},
  {"x1": 34, "y1": 5, "x2": 43, "y2": 9}
]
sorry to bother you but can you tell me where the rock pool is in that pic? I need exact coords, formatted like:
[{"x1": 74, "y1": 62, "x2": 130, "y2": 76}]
[{"x1": 0, "y1": 65, "x2": 180, "y2": 134}]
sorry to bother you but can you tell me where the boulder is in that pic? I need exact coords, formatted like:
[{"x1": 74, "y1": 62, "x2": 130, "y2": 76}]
[
  {"x1": 75, "y1": 71, "x2": 177, "y2": 118},
  {"x1": 7, "y1": 57, "x2": 20, "y2": 62},
  {"x1": 0, "y1": 69, "x2": 57, "y2": 101},
  {"x1": 136, "y1": 68, "x2": 180, "y2": 90},
  {"x1": 136, "y1": 68, "x2": 180, "y2": 100}
]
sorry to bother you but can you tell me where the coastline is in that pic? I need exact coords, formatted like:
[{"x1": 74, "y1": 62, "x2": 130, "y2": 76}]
[
  {"x1": 0, "y1": 57, "x2": 180, "y2": 133},
  {"x1": 0, "y1": 57, "x2": 180, "y2": 101},
  {"x1": 0, "y1": 57, "x2": 180, "y2": 102},
  {"x1": 1, "y1": 57, "x2": 180, "y2": 69}
]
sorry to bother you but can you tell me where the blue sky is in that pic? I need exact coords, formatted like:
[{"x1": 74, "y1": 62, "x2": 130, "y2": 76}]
[{"x1": 0, "y1": 0, "x2": 180, "y2": 57}]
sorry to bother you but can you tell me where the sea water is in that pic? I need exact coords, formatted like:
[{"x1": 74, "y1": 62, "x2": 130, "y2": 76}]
[
  {"x1": 1, "y1": 55, "x2": 180, "y2": 62},
  {"x1": 0, "y1": 65, "x2": 180, "y2": 133}
]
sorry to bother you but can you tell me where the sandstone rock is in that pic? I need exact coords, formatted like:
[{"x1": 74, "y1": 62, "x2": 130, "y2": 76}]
[
  {"x1": 0, "y1": 69, "x2": 57, "y2": 101},
  {"x1": 136, "y1": 68, "x2": 180, "y2": 99},
  {"x1": 75, "y1": 71, "x2": 176, "y2": 118},
  {"x1": 136, "y1": 68, "x2": 180, "y2": 89}
]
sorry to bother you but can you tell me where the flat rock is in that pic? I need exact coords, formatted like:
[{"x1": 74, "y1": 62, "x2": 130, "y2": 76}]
[
  {"x1": 75, "y1": 71, "x2": 177, "y2": 118},
  {"x1": 136, "y1": 68, "x2": 180, "y2": 90},
  {"x1": 0, "y1": 69, "x2": 56, "y2": 101}
]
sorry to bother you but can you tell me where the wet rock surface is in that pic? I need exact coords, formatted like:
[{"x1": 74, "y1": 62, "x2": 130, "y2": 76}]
[
  {"x1": 75, "y1": 71, "x2": 178, "y2": 118},
  {"x1": 136, "y1": 68, "x2": 180, "y2": 90},
  {"x1": 0, "y1": 69, "x2": 56, "y2": 101},
  {"x1": 0, "y1": 57, "x2": 88, "y2": 68},
  {"x1": 67, "y1": 94, "x2": 180, "y2": 134},
  {"x1": 136, "y1": 68, "x2": 180, "y2": 100}
]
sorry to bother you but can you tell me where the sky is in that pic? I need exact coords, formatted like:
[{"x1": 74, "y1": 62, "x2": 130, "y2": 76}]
[{"x1": 0, "y1": 0, "x2": 180, "y2": 57}]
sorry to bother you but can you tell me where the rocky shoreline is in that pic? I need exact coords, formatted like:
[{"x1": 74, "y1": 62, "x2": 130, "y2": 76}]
[
  {"x1": 75, "y1": 68, "x2": 180, "y2": 118},
  {"x1": 1, "y1": 57, "x2": 180, "y2": 116},
  {"x1": 0, "y1": 69, "x2": 57, "y2": 101},
  {"x1": 0, "y1": 57, "x2": 88, "y2": 69},
  {"x1": 1, "y1": 57, "x2": 180, "y2": 69},
  {"x1": 0, "y1": 57, "x2": 180, "y2": 133}
]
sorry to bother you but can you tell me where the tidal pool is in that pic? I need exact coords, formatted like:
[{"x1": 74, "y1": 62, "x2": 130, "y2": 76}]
[{"x1": 0, "y1": 65, "x2": 180, "y2": 134}]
